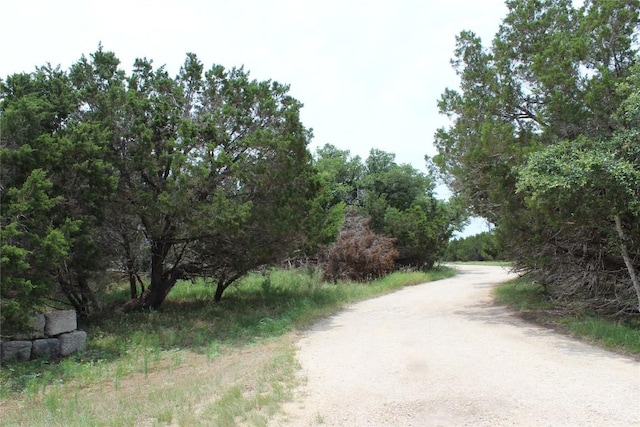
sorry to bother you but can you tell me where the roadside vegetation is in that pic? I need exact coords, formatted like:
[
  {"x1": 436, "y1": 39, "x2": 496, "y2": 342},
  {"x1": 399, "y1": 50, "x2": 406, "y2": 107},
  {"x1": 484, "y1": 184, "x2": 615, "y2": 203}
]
[
  {"x1": 443, "y1": 232, "x2": 504, "y2": 263},
  {"x1": 494, "y1": 277, "x2": 640, "y2": 358},
  {"x1": 436, "y1": 0, "x2": 640, "y2": 364},
  {"x1": 432, "y1": 0, "x2": 639, "y2": 314},
  {"x1": 0, "y1": 267, "x2": 455, "y2": 426}
]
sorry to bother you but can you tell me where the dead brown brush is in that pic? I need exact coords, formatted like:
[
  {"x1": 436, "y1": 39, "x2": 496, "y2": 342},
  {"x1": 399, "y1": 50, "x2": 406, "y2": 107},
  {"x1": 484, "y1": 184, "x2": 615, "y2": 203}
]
[{"x1": 321, "y1": 212, "x2": 399, "y2": 282}]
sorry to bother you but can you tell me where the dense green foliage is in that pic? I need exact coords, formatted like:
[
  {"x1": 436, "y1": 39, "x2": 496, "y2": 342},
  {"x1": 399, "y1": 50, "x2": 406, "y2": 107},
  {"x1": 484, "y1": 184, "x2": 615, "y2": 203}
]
[
  {"x1": 443, "y1": 231, "x2": 503, "y2": 262},
  {"x1": 433, "y1": 0, "x2": 640, "y2": 311},
  {"x1": 315, "y1": 144, "x2": 465, "y2": 271},
  {"x1": 1, "y1": 46, "x2": 457, "y2": 332},
  {"x1": 0, "y1": 47, "x2": 321, "y2": 331},
  {"x1": 1, "y1": 63, "x2": 117, "y2": 329}
]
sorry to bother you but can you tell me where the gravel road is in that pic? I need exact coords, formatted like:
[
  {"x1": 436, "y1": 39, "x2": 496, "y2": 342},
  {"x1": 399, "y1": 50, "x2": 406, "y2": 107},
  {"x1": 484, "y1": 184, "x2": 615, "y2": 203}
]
[{"x1": 270, "y1": 264, "x2": 640, "y2": 426}]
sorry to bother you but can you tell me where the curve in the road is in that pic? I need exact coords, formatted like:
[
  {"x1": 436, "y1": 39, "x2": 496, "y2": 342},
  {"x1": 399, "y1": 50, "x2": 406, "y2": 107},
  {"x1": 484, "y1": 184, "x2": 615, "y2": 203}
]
[{"x1": 271, "y1": 265, "x2": 640, "y2": 427}]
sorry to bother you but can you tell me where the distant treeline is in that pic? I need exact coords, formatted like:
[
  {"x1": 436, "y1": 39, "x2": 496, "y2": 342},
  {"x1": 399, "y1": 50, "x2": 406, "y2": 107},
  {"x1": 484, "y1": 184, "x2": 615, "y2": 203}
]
[{"x1": 443, "y1": 232, "x2": 503, "y2": 262}]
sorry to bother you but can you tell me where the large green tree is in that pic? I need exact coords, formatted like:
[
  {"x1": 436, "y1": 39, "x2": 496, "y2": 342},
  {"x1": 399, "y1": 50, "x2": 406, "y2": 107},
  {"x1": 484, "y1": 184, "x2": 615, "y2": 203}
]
[
  {"x1": 517, "y1": 63, "x2": 640, "y2": 309},
  {"x1": 1, "y1": 64, "x2": 116, "y2": 330},
  {"x1": 0, "y1": 170, "x2": 76, "y2": 333},
  {"x1": 97, "y1": 52, "x2": 318, "y2": 309},
  {"x1": 1, "y1": 47, "x2": 321, "y2": 322},
  {"x1": 433, "y1": 0, "x2": 639, "y2": 309},
  {"x1": 362, "y1": 149, "x2": 463, "y2": 268},
  {"x1": 314, "y1": 143, "x2": 364, "y2": 207}
]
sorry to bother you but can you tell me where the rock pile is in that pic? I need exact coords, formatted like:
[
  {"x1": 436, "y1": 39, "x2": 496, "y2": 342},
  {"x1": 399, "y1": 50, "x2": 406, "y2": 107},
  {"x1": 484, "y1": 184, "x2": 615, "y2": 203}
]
[{"x1": 1, "y1": 310, "x2": 87, "y2": 363}]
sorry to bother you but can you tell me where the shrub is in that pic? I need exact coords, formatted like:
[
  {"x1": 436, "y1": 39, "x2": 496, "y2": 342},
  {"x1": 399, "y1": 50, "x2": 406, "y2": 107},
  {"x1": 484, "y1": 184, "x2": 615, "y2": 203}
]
[{"x1": 320, "y1": 212, "x2": 399, "y2": 282}]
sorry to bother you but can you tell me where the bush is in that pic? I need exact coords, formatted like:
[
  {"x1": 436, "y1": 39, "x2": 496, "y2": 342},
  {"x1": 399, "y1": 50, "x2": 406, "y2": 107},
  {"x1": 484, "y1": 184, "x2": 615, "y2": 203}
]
[{"x1": 320, "y1": 212, "x2": 399, "y2": 282}]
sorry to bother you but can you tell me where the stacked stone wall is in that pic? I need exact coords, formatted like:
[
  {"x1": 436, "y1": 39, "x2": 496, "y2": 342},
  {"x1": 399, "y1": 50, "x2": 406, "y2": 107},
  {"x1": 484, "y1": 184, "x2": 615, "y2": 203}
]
[{"x1": 1, "y1": 310, "x2": 87, "y2": 363}]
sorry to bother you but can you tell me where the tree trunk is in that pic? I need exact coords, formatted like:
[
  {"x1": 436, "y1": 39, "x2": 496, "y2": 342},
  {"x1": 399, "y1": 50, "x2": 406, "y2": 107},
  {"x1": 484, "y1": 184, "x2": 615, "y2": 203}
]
[
  {"x1": 122, "y1": 273, "x2": 178, "y2": 311},
  {"x1": 614, "y1": 214, "x2": 640, "y2": 310},
  {"x1": 213, "y1": 274, "x2": 241, "y2": 302},
  {"x1": 57, "y1": 272, "x2": 99, "y2": 317},
  {"x1": 121, "y1": 241, "x2": 179, "y2": 311},
  {"x1": 138, "y1": 279, "x2": 176, "y2": 308},
  {"x1": 122, "y1": 232, "x2": 139, "y2": 299},
  {"x1": 214, "y1": 280, "x2": 228, "y2": 303},
  {"x1": 128, "y1": 273, "x2": 138, "y2": 299},
  {"x1": 77, "y1": 276, "x2": 100, "y2": 316}
]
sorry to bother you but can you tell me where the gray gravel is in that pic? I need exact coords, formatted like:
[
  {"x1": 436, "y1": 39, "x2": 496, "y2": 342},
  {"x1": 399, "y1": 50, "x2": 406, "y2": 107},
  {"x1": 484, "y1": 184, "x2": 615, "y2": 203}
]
[{"x1": 271, "y1": 264, "x2": 640, "y2": 426}]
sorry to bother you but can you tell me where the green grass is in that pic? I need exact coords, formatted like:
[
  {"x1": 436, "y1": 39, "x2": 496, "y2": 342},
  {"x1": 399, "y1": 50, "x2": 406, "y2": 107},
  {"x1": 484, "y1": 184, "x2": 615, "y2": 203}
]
[
  {"x1": 493, "y1": 278, "x2": 552, "y2": 311},
  {"x1": 494, "y1": 278, "x2": 640, "y2": 357},
  {"x1": 0, "y1": 266, "x2": 455, "y2": 426},
  {"x1": 559, "y1": 317, "x2": 640, "y2": 354}
]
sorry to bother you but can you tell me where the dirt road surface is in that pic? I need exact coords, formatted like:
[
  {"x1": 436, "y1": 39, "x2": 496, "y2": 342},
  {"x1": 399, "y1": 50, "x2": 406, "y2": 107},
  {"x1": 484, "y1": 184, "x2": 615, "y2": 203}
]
[{"x1": 270, "y1": 265, "x2": 640, "y2": 426}]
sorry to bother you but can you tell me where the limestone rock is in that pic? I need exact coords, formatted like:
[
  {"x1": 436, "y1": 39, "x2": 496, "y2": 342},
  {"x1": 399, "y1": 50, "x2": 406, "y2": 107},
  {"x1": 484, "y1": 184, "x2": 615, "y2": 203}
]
[
  {"x1": 59, "y1": 330, "x2": 87, "y2": 356},
  {"x1": 45, "y1": 310, "x2": 77, "y2": 336},
  {"x1": 15, "y1": 314, "x2": 46, "y2": 340},
  {"x1": 32, "y1": 338, "x2": 61, "y2": 359},
  {"x1": 28, "y1": 313, "x2": 47, "y2": 338},
  {"x1": 1, "y1": 341, "x2": 32, "y2": 363}
]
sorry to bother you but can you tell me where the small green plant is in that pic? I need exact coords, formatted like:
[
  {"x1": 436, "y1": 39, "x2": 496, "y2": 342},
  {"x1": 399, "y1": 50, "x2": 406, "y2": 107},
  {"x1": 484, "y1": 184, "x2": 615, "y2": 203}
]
[
  {"x1": 261, "y1": 273, "x2": 273, "y2": 295},
  {"x1": 155, "y1": 408, "x2": 173, "y2": 424},
  {"x1": 114, "y1": 364, "x2": 123, "y2": 391},
  {"x1": 206, "y1": 341, "x2": 221, "y2": 360}
]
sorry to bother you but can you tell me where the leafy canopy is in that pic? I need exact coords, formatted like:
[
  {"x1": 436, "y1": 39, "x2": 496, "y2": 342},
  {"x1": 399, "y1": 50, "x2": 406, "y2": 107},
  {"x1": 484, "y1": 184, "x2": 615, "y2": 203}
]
[{"x1": 432, "y1": 0, "x2": 639, "y2": 310}]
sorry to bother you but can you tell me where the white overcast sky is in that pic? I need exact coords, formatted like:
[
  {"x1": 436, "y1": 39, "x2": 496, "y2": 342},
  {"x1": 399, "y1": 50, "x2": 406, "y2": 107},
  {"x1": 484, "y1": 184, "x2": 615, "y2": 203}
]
[{"x1": 1, "y1": 0, "x2": 508, "y2": 235}]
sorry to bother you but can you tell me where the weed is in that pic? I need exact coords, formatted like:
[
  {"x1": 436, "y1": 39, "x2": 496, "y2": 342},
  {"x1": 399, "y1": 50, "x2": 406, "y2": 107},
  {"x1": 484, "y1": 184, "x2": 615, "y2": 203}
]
[
  {"x1": 205, "y1": 341, "x2": 221, "y2": 360},
  {"x1": 155, "y1": 408, "x2": 173, "y2": 424}
]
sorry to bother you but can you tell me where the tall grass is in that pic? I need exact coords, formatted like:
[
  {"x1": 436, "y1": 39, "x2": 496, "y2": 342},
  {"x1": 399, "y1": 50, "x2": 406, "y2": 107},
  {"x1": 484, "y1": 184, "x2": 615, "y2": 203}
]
[{"x1": 0, "y1": 266, "x2": 454, "y2": 426}]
